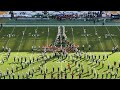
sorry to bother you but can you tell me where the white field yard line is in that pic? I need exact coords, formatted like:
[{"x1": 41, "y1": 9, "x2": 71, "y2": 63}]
[
  {"x1": 71, "y1": 27, "x2": 75, "y2": 43},
  {"x1": 37, "y1": 27, "x2": 43, "y2": 56},
  {"x1": 94, "y1": 26, "x2": 105, "y2": 52},
  {"x1": 0, "y1": 27, "x2": 4, "y2": 56},
  {"x1": 105, "y1": 26, "x2": 120, "y2": 64},
  {"x1": 16, "y1": 27, "x2": 27, "y2": 55},
  {"x1": 0, "y1": 27, "x2": 6, "y2": 61},
  {"x1": 116, "y1": 26, "x2": 120, "y2": 49},
  {"x1": 74, "y1": 39, "x2": 107, "y2": 41},
  {"x1": 82, "y1": 26, "x2": 91, "y2": 55},
  {"x1": 28, "y1": 27, "x2": 39, "y2": 71},
  {"x1": 82, "y1": 26, "x2": 93, "y2": 59},
  {"x1": 5, "y1": 26, "x2": 16, "y2": 47},
  {"x1": 116, "y1": 26, "x2": 120, "y2": 54},
  {"x1": 37, "y1": 27, "x2": 47, "y2": 48},
  {"x1": 33, "y1": 26, "x2": 38, "y2": 46},
  {"x1": 30, "y1": 26, "x2": 39, "y2": 58},
  {"x1": 0, "y1": 27, "x2": 3, "y2": 33},
  {"x1": 39, "y1": 27, "x2": 49, "y2": 73},
  {"x1": 38, "y1": 27, "x2": 41, "y2": 47},
  {"x1": 0, "y1": 27, "x2": 3, "y2": 53},
  {"x1": 105, "y1": 26, "x2": 120, "y2": 54},
  {"x1": 105, "y1": 26, "x2": 116, "y2": 46},
  {"x1": 47, "y1": 27, "x2": 49, "y2": 47},
  {"x1": 94, "y1": 26, "x2": 106, "y2": 55},
  {"x1": 1, "y1": 27, "x2": 15, "y2": 63},
  {"x1": 110, "y1": 27, "x2": 119, "y2": 49},
  {"x1": 37, "y1": 27, "x2": 43, "y2": 49},
  {"x1": 23, "y1": 26, "x2": 38, "y2": 71},
  {"x1": 116, "y1": 26, "x2": 120, "y2": 32},
  {"x1": 82, "y1": 26, "x2": 89, "y2": 45},
  {"x1": 4, "y1": 24, "x2": 120, "y2": 27}
]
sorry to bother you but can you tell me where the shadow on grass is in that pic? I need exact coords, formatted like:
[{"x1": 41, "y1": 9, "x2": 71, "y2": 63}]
[
  {"x1": 97, "y1": 67, "x2": 103, "y2": 70},
  {"x1": 116, "y1": 67, "x2": 120, "y2": 69},
  {"x1": 83, "y1": 74, "x2": 91, "y2": 78},
  {"x1": 82, "y1": 72, "x2": 88, "y2": 75},
  {"x1": 102, "y1": 59, "x2": 108, "y2": 61},
  {"x1": 90, "y1": 63, "x2": 97, "y2": 67},
  {"x1": 35, "y1": 73, "x2": 43, "y2": 77},
  {"x1": 108, "y1": 53, "x2": 113, "y2": 56},
  {"x1": 103, "y1": 69, "x2": 108, "y2": 72},
  {"x1": 93, "y1": 65, "x2": 99, "y2": 68},
  {"x1": 8, "y1": 56, "x2": 58, "y2": 75},
  {"x1": 91, "y1": 76, "x2": 95, "y2": 79},
  {"x1": 88, "y1": 62, "x2": 93, "y2": 65}
]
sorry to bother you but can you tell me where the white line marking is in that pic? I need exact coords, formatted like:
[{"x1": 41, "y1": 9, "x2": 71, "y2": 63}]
[
  {"x1": 94, "y1": 26, "x2": 106, "y2": 54},
  {"x1": 33, "y1": 26, "x2": 38, "y2": 46},
  {"x1": 47, "y1": 27, "x2": 49, "y2": 47},
  {"x1": 82, "y1": 26, "x2": 89, "y2": 45},
  {"x1": 105, "y1": 26, "x2": 116, "y2": 46},
  {"x1": 17, "y1": 27, "x2": 27, "y2": 55},
  {"x1": 116, "y1": 26, "x2": 120, "y2": 32},
  {"x1": 4, "y1": 24, "x2": 120, "y2": 27},
  {"x1": 71, "y1": 27, "x2": 74, "y2": 42},
  {"x1": 5, "y1": 26, "x2": 16, "y2": 47},
  {"x1": 30, "y1": 26, "x2": 39, "y2": 58},
  {"x1": 0, "y1": 27, "x2": 3, "y2": 33},
  {"x1": 105, "y1": 26, "x2": 120, "y2": 54}
]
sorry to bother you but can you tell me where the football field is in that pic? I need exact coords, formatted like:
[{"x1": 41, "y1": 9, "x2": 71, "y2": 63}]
[{"x1": 0, "y1": 25, "x2": 120, "y2": 79}]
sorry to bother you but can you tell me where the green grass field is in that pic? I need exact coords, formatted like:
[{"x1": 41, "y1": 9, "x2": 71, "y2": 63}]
[
  {"x1": 0, "y1": 26, "x2": 120, "y2": 79},
  {"x1": 0, "y1": 26, "x2": 120, "y2": 51}
]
